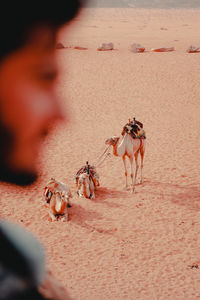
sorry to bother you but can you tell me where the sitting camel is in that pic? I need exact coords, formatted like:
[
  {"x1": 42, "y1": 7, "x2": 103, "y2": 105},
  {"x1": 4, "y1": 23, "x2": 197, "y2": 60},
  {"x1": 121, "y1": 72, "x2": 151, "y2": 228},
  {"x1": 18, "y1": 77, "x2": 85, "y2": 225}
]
[
  {"x1": 75, "y1": 164, "x2": 99, "y2": 189},
  {"x1": 75, "y1": 162, "x2": 99, "y2": 199},
  {"x1": 77, "y1": 173, "x2": 95, "y2": 199},
  {"x1": 44, "y1": 178, "x2": 72, "y2": 221},
  {"x1": 105, "y1": 118, "x2": 146, "y2": 192}
]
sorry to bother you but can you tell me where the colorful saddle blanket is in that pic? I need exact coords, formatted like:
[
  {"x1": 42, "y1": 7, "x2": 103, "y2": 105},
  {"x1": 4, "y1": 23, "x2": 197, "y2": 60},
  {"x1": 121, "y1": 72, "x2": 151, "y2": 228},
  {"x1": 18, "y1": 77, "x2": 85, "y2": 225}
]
[
  {"x1": 74, "y1": 165, "x2": 99, "y2": 183},
  {"x1": 121, "y1": 118, "x2": 146, "y2": 139}
]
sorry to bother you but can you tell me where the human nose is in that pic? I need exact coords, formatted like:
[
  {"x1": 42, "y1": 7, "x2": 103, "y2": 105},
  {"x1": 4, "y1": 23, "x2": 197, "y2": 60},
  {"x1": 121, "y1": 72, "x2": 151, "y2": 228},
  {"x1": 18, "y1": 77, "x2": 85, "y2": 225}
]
[
  {"x1": 49, "y1": 95, "x2": 66, "y2": 123},
  {"x1": 39, "y1": 91, "x2": 67, "y2": 126}
]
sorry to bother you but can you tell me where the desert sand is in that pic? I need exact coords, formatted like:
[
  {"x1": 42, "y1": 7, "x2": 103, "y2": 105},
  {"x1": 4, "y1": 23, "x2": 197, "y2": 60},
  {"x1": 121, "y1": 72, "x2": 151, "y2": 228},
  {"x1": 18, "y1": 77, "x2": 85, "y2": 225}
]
[{"x1": 1, "y1": 8, "x2": 200, "y2": 300}]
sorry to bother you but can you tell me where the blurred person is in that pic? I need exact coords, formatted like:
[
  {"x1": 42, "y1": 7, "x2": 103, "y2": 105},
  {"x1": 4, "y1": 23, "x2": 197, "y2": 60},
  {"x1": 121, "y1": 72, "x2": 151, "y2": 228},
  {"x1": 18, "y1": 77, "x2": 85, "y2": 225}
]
[
  {"x1": 0, "y1": 1, "x2": 82, "y2": 186},
  {"x1": 0, "y1": 1, "x2": 84, "y2": 299}
]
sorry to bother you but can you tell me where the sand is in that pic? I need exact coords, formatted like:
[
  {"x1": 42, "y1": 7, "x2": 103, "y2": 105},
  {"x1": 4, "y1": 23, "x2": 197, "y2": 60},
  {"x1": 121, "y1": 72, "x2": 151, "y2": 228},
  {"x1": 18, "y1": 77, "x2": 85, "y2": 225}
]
[{"x1": 1, "y1": 8, "x2": 200, "y2": 300}]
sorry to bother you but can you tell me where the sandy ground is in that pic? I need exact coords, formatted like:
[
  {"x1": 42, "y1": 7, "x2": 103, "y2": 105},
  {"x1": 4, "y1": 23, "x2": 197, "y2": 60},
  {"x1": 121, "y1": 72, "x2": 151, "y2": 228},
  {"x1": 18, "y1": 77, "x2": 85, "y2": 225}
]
[{"x1": 1, "y1": 8, "x2": 200, "y2": 300}]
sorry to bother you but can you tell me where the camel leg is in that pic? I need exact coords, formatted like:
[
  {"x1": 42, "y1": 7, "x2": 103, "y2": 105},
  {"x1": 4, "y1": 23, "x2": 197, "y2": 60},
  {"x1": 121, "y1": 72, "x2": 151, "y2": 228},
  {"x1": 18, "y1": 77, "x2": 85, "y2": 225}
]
[
  {"x1": 131, "y1": 151, "x2": 139, "y2": 192},
  {"x1": 90, "y1": 192, "x2": 95, "y2": 199},
  {"x1": 49, "y1": 210, "x2": 56, "y2": 221},
  {"x1": 140, "y1": 144, "x2": 145, "y2": 184},
  {"x1": 129, "y1": 156, "x2": 134, "y2": 192},
  {"x1": 89, "y1": 183, "x2": 95, "y2": 199},
  {"x1": 89, "y1": 180, "x2": 95, "y2": 199},
  {"x1": 122, "y1": 155, "x2": 128, "y2": 190},
  {"x1": 61, "y1": 207, "x2": 68, "y2": 222},
  {"x1": 67, "y1": 197, "x2": 72, "y2": 208}
]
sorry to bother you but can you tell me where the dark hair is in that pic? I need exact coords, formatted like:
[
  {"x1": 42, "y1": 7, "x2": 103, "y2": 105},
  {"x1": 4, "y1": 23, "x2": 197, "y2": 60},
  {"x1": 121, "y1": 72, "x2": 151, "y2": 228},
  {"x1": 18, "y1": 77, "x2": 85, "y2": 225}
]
[{"x1": 0, "y1": 1, "x2": 82, "y2": 60}]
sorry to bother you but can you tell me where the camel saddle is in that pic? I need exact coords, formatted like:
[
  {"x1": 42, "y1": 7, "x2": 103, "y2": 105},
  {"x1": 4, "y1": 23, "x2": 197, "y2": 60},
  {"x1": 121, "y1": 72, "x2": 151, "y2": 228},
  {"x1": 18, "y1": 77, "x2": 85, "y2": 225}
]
[
  {"x1": 121, "y1": 117, "x2": 146, "y2": 139},
  {"x1": 75, "y1": 162, "x2": 97, "y2": 181}
]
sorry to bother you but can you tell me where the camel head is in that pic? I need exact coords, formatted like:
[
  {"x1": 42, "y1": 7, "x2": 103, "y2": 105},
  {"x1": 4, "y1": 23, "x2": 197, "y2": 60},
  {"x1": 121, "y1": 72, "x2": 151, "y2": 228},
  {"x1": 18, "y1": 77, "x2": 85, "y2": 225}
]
[
  {"x1": 45, "y1": 178, "x2": 56, "y2": 188},
  {"x1": 77, "y1": 173, "x2": 91, "y2": 198},
  {"x1": 78, "y1": 173, "x2": 89, "y2": 186},
  {"x1": 105, "y1": 136, "x2": 120, "y2": 146},
  {"x1": 55, "y1": 193, "x2": 65, "y2": 213}
]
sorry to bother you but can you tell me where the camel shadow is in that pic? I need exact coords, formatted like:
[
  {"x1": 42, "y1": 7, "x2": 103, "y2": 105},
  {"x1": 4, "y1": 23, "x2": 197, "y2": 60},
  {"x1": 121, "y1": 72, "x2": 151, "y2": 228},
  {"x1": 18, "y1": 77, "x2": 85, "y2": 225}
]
[
  {"x1": 94, "y1": 187, "x2": 128, "y2": 208},
  {"x1": 68, "y1": 202, "x2": 101, "y2": 227},
  {"x1": 145, "y1": 180, "x2": 200, "y2": 211},
  {"x1": 69, "y1": 202, "x2": 117, "y2": 235}
]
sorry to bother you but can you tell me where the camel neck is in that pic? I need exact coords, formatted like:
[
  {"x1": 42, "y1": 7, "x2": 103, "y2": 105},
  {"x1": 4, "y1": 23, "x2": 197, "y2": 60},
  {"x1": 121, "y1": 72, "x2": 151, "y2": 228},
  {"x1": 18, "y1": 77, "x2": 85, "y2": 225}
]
[
  {"x1": 113, "y1": 143, "x2": 119, "y2": 157},
  {"x1": 113, "y1": 135, "x2": 126, "y2": 157}
]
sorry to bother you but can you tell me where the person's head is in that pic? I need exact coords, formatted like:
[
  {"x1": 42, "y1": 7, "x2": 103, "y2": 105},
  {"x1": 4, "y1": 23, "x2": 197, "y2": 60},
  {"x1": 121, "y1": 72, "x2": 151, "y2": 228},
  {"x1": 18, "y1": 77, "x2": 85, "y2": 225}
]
[{"x1": 0, "y1": 2, "x2": 82, "y2": 186}]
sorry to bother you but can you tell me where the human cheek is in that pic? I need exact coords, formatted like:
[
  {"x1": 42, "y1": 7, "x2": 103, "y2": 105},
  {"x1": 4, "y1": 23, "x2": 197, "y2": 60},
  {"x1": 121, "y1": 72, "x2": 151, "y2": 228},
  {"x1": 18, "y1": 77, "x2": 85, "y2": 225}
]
[{"x1": 19, "y1": 85, "x2": 63, "y2": 135}]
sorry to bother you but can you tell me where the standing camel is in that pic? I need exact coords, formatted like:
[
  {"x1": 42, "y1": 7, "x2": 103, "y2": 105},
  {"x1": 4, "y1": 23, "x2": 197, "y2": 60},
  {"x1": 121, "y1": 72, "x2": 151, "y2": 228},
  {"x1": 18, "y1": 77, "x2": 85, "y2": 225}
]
[{"x1": 105, "y1": 132, "x2": 146, "y2": 192}]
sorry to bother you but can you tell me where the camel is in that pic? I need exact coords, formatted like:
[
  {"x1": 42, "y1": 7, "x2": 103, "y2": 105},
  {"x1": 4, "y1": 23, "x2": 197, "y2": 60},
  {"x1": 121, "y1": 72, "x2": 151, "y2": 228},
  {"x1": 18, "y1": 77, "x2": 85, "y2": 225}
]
[
  {"x1": 77, "y1": 173, "x2": 95, "y2": 199},
  {"x1": 74, "y1": 164, "x2": 99, "y2": 190},
  {"x1": 105, "y1": 132, "x2": 146, "y2": 192},
  {"x1": 49, "y1": 192, "x2": 69, "y2": 222},
  {"x1": 44, "y1": 178, "x2": 72, "y2": 221},
  {"x1": 74, "y1": 162, "x2": 100, "y2": 199}
]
